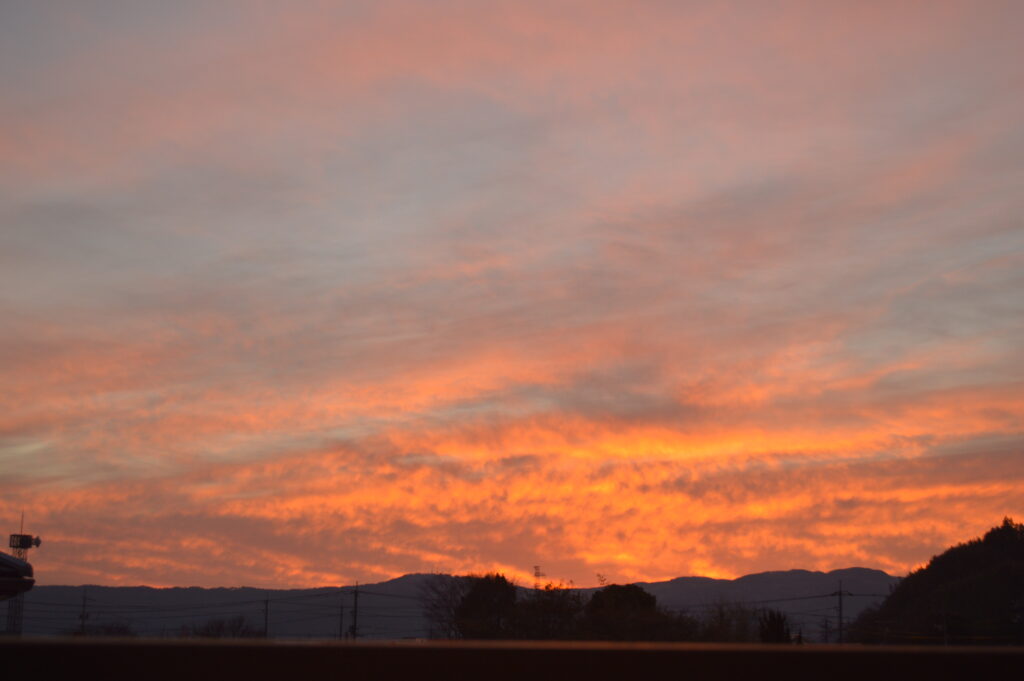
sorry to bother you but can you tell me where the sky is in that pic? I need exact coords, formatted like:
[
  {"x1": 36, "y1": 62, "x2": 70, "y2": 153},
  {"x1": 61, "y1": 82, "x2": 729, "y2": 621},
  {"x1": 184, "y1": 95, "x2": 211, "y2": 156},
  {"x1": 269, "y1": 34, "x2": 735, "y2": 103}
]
[{"x1": 1, "y1": 1, "x2": 1023, "y2": 588}]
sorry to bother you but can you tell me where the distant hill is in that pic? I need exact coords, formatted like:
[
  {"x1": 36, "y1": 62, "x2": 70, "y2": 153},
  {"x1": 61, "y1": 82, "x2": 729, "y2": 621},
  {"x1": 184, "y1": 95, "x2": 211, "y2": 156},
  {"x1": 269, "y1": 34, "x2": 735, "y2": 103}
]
[
  {"x1": 634, "y1": 567, "x2": 895, "y2": 641},
  {"x1": 3, "y1": 568, "x2": 895, "y2": 641},
  {"x1": 852, "y1": 518, "x2": 1024, "y2": 645},
  {"x1": 5, "y1": 574, "x2": 434, "y2": 640}
]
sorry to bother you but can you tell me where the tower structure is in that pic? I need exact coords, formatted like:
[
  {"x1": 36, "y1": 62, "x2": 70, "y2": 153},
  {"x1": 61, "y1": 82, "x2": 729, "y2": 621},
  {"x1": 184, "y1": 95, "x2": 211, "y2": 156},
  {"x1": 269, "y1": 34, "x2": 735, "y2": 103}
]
[{"x1": 5, "y1": 515, "x2": 41, "y2": 635}]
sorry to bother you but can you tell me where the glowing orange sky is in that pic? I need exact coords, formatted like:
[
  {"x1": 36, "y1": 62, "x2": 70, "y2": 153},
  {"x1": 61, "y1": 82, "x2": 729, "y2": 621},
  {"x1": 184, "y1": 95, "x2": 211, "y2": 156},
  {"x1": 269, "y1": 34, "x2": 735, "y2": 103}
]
[{"x1": 1, "y1": 1, "x2": 1023, "y2": 588}]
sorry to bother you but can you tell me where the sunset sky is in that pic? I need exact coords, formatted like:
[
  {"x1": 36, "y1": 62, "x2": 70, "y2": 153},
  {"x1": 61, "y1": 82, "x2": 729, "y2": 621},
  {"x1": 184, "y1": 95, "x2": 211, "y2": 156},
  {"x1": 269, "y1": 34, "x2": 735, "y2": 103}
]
[{"x1": 2, "y1": 1, "x2": 1022, "y2": 588}]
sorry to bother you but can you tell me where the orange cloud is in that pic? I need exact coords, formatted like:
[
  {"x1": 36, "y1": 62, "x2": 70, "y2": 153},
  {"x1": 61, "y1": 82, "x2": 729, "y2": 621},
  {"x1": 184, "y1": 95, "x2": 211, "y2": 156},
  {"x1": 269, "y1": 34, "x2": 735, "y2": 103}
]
[{"x1": 3, "y1": 1, "x2": 1023, "y2": 588}]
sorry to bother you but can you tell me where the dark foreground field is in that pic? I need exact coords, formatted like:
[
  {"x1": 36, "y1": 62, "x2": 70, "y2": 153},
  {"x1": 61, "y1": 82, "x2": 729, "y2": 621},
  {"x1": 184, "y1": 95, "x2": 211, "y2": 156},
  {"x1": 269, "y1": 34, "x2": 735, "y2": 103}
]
[{"x1": 3, "y1": 637, "x2": 1021, "y2": 681}]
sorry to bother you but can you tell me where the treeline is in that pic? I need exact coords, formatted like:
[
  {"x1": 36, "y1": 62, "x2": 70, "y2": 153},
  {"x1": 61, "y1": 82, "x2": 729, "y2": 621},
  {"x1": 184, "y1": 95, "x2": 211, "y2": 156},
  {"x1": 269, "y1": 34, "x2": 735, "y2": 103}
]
[
  {"x1": 64, "y1": 614, "x2": 264, "y2": 639},
  {"x1": 422, "y1": 574, "x2": 797, "y2": 643},
  {"x1": 851, "y1": 517, "x2": 1024, "y2": 645}
]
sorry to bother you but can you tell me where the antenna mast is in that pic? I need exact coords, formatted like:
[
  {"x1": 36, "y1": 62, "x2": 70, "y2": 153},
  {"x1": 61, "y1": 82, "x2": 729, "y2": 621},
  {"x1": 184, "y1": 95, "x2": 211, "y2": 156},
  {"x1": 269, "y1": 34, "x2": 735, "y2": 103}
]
[
  {"x1": 533, "y1": 565, "x2": 545, "y2": 592},
  {"x1": 6, "y1": 513, "x2": 42, "y2": 635}
]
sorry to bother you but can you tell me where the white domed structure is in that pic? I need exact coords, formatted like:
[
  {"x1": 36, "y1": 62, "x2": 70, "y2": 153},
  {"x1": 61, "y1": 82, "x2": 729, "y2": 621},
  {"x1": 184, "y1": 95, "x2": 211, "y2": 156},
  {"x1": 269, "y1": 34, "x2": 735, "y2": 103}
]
[{"x1": 0, "y1": 552, "x2": 34, "y2": 601}]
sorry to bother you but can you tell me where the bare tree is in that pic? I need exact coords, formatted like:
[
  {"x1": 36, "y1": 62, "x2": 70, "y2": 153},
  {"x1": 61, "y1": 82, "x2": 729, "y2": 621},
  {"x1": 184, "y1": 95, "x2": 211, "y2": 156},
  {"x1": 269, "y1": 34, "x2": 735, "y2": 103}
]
[
  {"x1": 420, "y1": 574, "x2": 471, "y2": 639},
  {"x1": 183, "y1": 615, "x2": 262, "y2": 639},
  {"x1": 758, "y1": 609, "x2": 792, "y2": 643}
]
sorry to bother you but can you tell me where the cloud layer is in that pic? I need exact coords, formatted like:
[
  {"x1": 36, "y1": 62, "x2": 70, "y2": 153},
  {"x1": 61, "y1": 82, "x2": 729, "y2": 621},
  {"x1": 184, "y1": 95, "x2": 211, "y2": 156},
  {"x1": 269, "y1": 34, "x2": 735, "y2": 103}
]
[{"x1": 2, "y1": 1, "x2": 1023, "y2": 587}]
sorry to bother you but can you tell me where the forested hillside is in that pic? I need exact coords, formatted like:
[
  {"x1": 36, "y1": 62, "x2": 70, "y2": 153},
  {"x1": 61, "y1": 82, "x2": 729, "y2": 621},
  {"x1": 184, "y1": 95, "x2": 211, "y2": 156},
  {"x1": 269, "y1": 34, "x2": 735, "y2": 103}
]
[{"x1": 853, "y1": 518, "x2": 1024, "y2": 644}]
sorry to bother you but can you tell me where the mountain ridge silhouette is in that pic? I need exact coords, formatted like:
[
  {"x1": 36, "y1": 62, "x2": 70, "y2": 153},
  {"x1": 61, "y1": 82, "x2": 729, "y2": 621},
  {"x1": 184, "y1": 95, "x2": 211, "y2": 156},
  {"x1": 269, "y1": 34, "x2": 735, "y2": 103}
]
[{"x1": 7, "y1": 566, "x2": 896, "y2": 640}]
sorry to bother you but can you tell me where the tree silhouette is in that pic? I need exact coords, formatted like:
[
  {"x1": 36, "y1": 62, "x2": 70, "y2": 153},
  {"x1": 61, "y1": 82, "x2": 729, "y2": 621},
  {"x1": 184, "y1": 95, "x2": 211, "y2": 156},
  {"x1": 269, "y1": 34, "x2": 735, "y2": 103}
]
[
  {"x1": 454, "y1": 573, "x2": 518, "y2": 639},
  {"x1": 515, "y1": 582, "x2": 584, "y2": 640},
  {"x1": 582, "y1": 583, "x2": 693, "y2": 641},
  {"x1": 758, "y1": 609, "x2": 792, "y2": 643}
]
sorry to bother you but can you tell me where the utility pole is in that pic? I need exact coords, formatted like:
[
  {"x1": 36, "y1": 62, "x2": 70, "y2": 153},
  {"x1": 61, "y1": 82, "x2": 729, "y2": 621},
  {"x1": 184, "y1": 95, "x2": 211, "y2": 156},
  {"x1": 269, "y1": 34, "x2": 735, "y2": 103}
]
[
  {"x1": 264, "y1": 592, "x2": 270, "y2": 638},
  {"x1": 352, "y1": 583, "x2": 359, "y2": 639},
  {"x1": 338, "y1": 588, "x2": 345, "y2": 640},
  {"x1": 79, "y1": 587, "x2": 88, "y2": 635},
  {"x1": 941, "y1": 593, "x2": 949, "y2": 646},
  {"x1": 837, "y1": 580, "x2": 844, "y2": 644}
]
